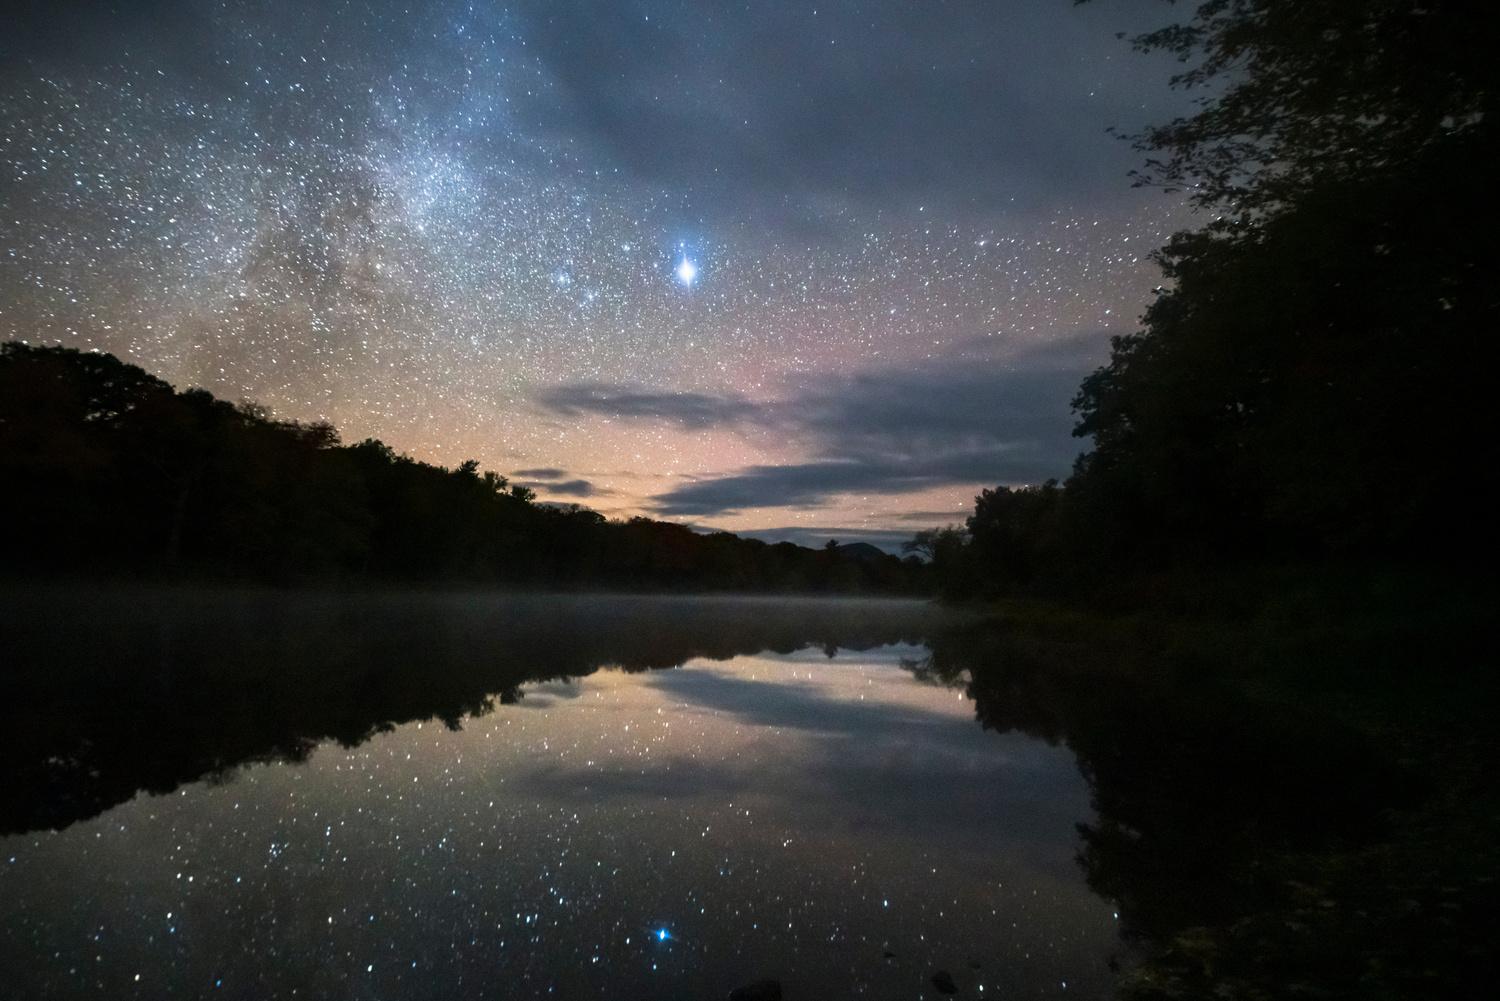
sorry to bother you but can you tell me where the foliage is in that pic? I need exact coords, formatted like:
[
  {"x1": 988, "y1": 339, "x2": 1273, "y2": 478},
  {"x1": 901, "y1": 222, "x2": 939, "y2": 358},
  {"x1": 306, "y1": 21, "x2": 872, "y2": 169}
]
[
  {"x1": 1076, "y1": 133, "x2": 1494, "y2": 557},
  {"x1": 0, "y1": 342, "x2": 923, "y2": 593},
  {"x1": 1076, "y1": 0, "x2": 1496, "y2": 560},
  {"x1": 902, "y1": 526, "x2": 970, "y2": 597},
  {"x1": 1106, "y1": 0, "x2": 1497, "y2": 217},
  {"x1": 922, "y1": 0, "x2": 1497, "y2": 596}
]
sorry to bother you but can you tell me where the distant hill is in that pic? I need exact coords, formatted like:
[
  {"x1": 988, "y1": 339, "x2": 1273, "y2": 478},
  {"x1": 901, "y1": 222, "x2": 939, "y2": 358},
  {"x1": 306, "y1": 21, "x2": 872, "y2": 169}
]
[{"x1": 830, "y1": 542, "x2": 890, "y2": 564}]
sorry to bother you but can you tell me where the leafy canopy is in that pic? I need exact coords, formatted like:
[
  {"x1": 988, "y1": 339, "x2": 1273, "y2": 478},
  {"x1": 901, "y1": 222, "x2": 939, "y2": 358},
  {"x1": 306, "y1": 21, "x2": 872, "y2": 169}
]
[{"x1": 1105, "y1": 0, "x2": 1496, "y2": 215}]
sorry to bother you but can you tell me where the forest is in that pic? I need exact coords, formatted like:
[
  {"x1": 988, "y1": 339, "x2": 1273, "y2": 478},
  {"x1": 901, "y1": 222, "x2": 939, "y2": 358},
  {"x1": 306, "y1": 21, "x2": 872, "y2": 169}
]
[
  {"x1": 919, "y1": 0, "x2": 1496, "y2": 603},
  {"x1": 0, "y1": 342, "x2": 921, "y2": 593}
]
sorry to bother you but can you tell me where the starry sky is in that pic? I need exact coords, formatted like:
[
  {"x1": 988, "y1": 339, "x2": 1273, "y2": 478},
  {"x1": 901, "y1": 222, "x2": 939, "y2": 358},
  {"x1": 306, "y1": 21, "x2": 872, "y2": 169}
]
[{"x1": 1, "y1": 0, "x2": 1189, "y2": 548}]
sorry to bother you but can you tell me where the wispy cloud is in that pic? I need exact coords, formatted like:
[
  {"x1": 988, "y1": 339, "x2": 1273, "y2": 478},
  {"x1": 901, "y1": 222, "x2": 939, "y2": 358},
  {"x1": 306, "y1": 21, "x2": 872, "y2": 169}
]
[
  {"x1": 535, "y1": 383, "x2": 760, "y2": 429},
  {"x1": 540, "y1": 478, "x2": 606, "y2": 498},
  {"x1": 517, "y1": 476, "x2": 610, "y2": 499}
]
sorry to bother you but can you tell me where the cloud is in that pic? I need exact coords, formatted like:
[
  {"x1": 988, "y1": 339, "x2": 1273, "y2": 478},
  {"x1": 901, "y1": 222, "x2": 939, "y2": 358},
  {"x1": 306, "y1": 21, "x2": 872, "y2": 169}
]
[
  {"x1": 706, "y1": 340, "x2": 1107, "y2": 515},
  {"x1": 652, "y1": 455, "x2": 1039, "y2": 518},
  {"x1": 535, "y1": 338, "x2": 1105, "y2": 518},
  {"x1": 890, "y1": 510, "x2": 973, "y2": 524},
  {"x1": 538, "y1": 479, "x2": 605, "y2": 498},
  {"x1": 535, "y1": 383, "x2": 760, "y2": 429},
  {"x1": 517, "y1": 476, "x2": 610, "y2": 499},
  {"x1": 506, "y1": 1, "x2": 1185, "y2": 224},
  {"x1": 509, "y1": 467, "x2": 611, "y2": 499}
]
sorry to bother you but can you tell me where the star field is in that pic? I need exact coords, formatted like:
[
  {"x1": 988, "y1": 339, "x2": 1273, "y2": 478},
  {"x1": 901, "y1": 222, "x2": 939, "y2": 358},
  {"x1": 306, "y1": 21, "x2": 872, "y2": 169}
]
[{"x1": 0, "y1": 0, "x2": 1187, "y2": 542}]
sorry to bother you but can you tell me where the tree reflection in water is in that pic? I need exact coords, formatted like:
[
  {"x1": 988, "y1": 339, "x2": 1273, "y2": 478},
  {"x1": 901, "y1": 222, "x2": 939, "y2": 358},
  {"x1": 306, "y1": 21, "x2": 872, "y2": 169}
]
[
  {"x1": 3, "y1": 588, "x2": 1494, "y2": 998},
  {"x1": 1, "y1": 588, "x2": 952, "y2": 836},
  {"x1": 908, "y1": 620, "x2": 1495, "y2": 1000}
]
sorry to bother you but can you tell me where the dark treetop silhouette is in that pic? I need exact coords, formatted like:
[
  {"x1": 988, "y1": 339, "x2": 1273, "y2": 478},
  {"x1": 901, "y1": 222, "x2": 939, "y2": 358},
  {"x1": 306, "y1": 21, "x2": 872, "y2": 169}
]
[
  {"x1": 0, "y1": 342, "x2": 923, "y2": 592},
  {"x1": 913, "y1": 0, "x2": 1497, "y2": 600}
]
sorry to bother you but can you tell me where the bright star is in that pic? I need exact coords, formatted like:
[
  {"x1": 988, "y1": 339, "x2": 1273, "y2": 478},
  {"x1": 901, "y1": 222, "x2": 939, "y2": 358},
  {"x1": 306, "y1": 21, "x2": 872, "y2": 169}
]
[
  {"x1": 675, "y1": 258, "x2": 697, "y2": 286},
  {"x1": 656, "y1": 928, "x2": 669, "y2": 941}
]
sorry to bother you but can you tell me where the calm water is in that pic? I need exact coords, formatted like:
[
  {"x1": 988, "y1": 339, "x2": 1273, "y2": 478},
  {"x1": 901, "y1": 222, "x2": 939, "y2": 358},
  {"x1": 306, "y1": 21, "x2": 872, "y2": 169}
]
[
  {"x1": 5, "y1": 588, "x2": 1422, "y2": 1000},
  {"x1": 0, "y1": 590, "x2": 1123, "y2": 1000}
]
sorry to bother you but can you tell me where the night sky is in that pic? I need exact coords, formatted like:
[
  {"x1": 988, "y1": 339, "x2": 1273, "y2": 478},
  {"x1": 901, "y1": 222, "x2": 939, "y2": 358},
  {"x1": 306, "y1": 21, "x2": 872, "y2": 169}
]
[{"x1": 1, "y1": 0, "x2": 1188, "y2": 548}]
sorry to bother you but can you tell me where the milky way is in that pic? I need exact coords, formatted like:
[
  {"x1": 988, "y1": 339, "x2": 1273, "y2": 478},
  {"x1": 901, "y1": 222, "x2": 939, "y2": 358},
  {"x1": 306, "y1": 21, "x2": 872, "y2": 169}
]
[{"x1": 0, "y1": 0, "x2": 1187, "y2": 546}]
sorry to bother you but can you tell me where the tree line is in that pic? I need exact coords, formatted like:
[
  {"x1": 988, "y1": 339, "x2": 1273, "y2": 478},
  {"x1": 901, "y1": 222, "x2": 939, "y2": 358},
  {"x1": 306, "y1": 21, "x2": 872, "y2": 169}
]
[
  {"x1": 0, "y1": 342, "x2": 922, "y2": 592},
  {"x1": 917, "y1": 0, "x2": 1496, "y2": 600}
]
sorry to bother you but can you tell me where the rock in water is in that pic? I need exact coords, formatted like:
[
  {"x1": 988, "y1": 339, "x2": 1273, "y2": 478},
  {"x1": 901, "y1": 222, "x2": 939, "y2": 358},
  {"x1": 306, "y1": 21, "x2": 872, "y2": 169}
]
[{"x1": 729, "y1": 979, "x2": 783, "y2": 1001}]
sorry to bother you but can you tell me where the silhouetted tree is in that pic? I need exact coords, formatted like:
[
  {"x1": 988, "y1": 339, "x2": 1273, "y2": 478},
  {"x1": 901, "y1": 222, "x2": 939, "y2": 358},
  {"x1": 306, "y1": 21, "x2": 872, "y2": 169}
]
[
  {"x1": 903, "y1": 526, "x2": 971, "y2": 598},
  {"x1": 966, "y1": 481, "x2": 1066, "y2": 589},
  {"x1": 0, "y1": 343, "x2": 925, "y2": 594},
  {"x1": 1072, "y1": 0, "x2": 1496, "y2": 559},
  {"x1": 1104, "y1": 0, "x2": 1496, "y2": 218},
  {"x1": 917, "y1": 0, "x2": 1497, "y2": 598}
]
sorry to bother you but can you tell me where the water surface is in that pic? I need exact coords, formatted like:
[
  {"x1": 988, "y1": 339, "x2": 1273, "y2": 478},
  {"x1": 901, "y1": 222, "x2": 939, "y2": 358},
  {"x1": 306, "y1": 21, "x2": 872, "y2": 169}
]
[{"x1": 1, "y1": 592, "x2": 1118, "y2": 999}]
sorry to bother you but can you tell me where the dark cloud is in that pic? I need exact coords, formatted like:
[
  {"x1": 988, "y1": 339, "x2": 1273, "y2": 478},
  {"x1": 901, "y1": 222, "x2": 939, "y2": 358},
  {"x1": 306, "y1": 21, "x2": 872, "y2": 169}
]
[
  {"x1": 516, "y1": 473, "x2": 610, "y2": 498},
  {"x1": 509, "y1": 1, "x2": 1183, "y2": 223},
  {"x1": 538, "y1": 335, "x2": 1107, "y2": 517},
  {"x1": 890, "y1": 510, "x2": 974, "y2": 524},
  {"x1": 653, "y1": 451, "x2": 1061, "y2": 518},
  {"x1": 535, "y1": 383, "x2": 760, "y2": 428},
  {"x1": 534, "y1": 478, "x2": 605, "y2": 498}
]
